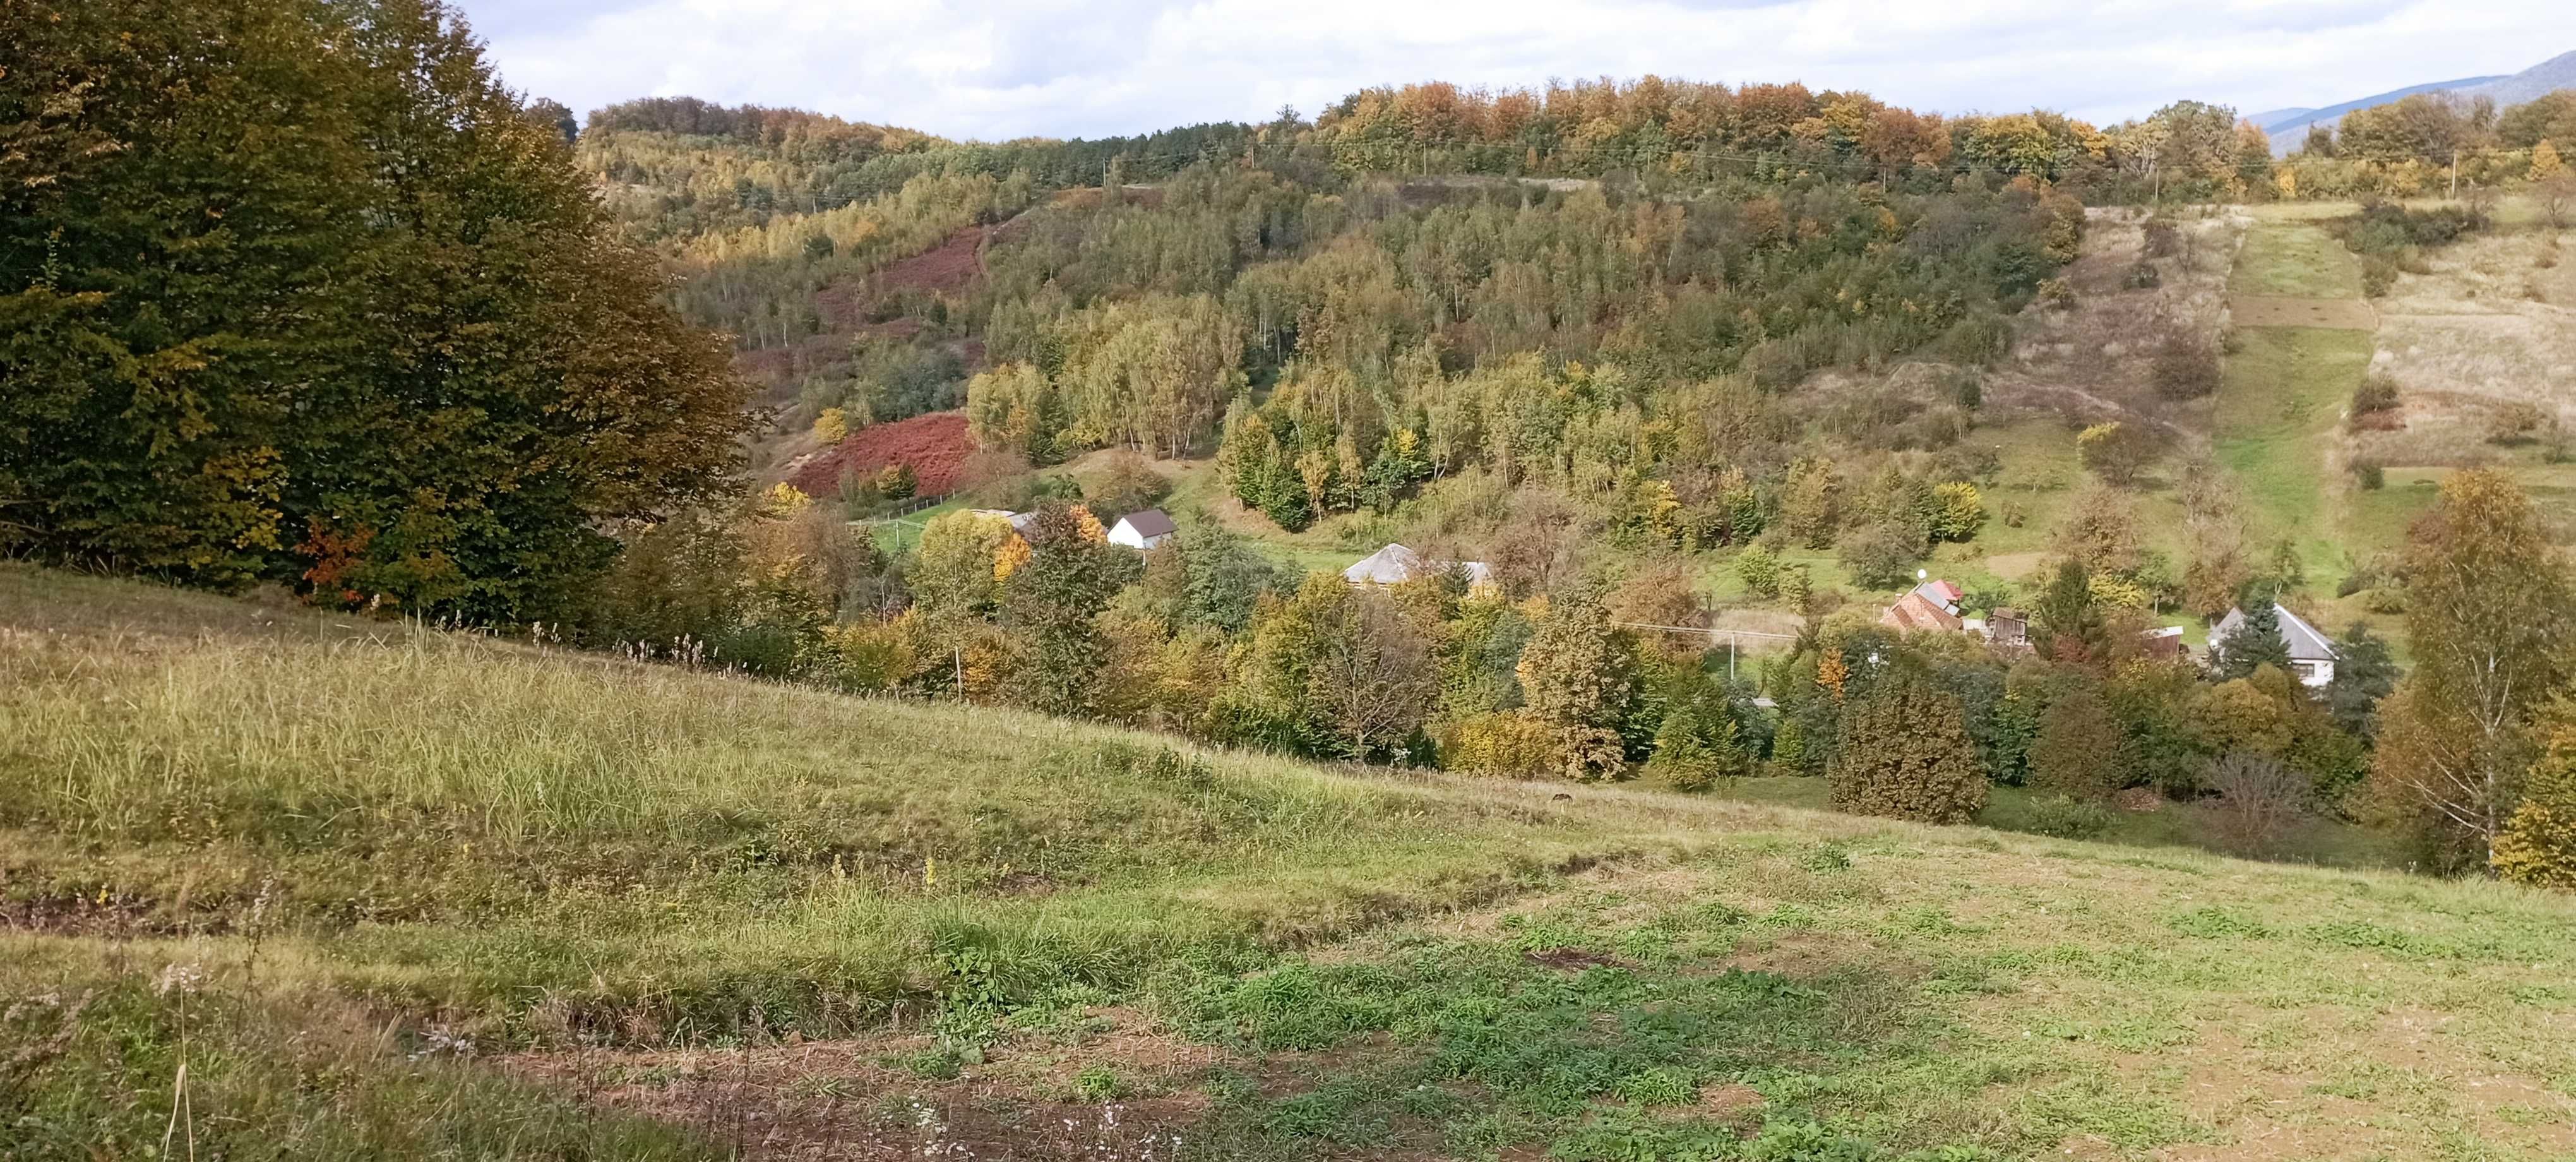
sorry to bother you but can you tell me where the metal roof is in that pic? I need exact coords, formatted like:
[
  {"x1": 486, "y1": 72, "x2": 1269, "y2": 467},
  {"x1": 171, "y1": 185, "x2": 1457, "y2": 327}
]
[
  {"x1": 2212, "y1": 603, "x2": 2337, "y2": 662},
  {"x1": 1344, "y1": 543, "x2": 1493, "y2": 588}
]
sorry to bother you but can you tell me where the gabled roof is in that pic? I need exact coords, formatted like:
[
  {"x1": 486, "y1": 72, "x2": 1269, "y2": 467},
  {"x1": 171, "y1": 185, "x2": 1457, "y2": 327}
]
[
  {"x1": 1344, "y1": 543, "x2": 1494, "y2": 588},
  {"x1": 1907, "y1": 579, "x2": 1964, "y2": 616},
  {"x1": 1881, "y1": 590, "x2": 1962, "y2": 633},
  {"x1": 1114, "y1": 508, "x2": 1176, "y2": 539},
  {"x1": 1344, "y1": 543, "x2": 1426, "y2": 585},
  {"x1": 2212, "y1": 603, "x2": 2337, "y2": 662}
]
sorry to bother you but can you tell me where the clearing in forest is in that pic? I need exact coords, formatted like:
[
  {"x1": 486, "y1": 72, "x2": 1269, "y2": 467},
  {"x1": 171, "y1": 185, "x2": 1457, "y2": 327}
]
[{"x1": 2215, "y1": 209, "x2": 2376, "y2": 589}]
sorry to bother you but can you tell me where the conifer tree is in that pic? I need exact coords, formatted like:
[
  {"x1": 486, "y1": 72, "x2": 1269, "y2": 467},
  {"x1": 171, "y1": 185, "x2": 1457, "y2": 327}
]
[
  {"x1": 2029, "y1": 686, "x2": 2123, "y2": 800},
  {"x1": 2215, "y1": 588, "x2": 2293, "y2": 681}
]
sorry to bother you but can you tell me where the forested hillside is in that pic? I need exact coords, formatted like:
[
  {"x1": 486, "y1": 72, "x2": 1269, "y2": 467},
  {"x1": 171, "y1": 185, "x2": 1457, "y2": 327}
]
[
  {"x1": 12, "y1": 3, "x2": 2576, "y2": 1154},
  {"x1": 530, "y1": 73, "x2": 2576, "y2": 889}
]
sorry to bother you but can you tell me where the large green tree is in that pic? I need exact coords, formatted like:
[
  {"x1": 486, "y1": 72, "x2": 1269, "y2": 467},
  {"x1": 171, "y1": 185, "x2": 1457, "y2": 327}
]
[
  {"x1": 0, "y1": 0, "x2": 748, "y2": 618},
  {"x1": 1827, "y1": 672, "x2": 1988, "y2": 824},
  {"x1": 1003, "y1": 501, "x2": 1121, "y2": 715}
]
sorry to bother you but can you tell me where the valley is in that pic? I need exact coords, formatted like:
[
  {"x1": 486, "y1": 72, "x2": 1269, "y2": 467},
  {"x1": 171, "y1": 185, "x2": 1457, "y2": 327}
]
[{"x1": 12, "y1": 6, "x2": 2576, "y2": 1158}]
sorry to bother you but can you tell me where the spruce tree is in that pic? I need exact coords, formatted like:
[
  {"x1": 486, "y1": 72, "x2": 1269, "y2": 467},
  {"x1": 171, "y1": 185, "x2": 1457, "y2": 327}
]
[
  {"x1": 2322, "y1": 623, "x2": 2397, "y2": 739},
  {"x1": 2216, "y1": 588, "x2": 2293, "y2": 680},
  {"x1": 2028, "y1": 686, "x2": 2125, "y2": 800}
]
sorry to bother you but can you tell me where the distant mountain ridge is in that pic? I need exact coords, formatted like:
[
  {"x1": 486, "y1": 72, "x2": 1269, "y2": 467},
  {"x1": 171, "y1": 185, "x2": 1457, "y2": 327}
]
[
  {"x1": 2259, "y1": 75, "x2": 2507, "y2": 153},
  {"x1": 2260, "y1": 49, "x2": 2576, "y2": 153}
]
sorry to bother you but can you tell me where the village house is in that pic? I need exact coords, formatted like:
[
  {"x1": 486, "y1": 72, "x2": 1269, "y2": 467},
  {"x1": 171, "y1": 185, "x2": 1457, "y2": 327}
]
[
  {"x1": 1106, "y1": 508, "x2": 1176, "y2": 549},
  {"x1": 1344, "y1": 543, "x2": 1497, "y2": 594},
  {"x1": 2210, "y1": 602, "x2": 2338, "y2": 686},
  {"x1": 1879, "y1": 578, "x2": 1965, "y2": 634}
]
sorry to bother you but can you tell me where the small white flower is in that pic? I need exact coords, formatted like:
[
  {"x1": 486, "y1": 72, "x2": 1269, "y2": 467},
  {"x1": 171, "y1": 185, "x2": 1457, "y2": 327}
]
[{"x1": 153, "y1": 962, "x2": 206, "y2": 997}]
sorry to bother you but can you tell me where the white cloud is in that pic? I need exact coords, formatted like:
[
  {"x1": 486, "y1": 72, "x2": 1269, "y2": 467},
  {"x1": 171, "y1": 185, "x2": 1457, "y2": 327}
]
[{"x1": 460, "y1": 0, "x2": 2576, "y2": 139}]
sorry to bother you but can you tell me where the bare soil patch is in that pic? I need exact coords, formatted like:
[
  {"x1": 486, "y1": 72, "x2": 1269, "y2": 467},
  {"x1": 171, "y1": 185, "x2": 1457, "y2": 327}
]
[
  {"x1": 2227, "y1": 295, "x2": 2376, "y2": 330},
  {"x1": 502, "y1": 1012, "x2": 1222, "y2": 1161},
  {"x1": 1524, "y1": 948, "x2": 1628, "y2": 971}
]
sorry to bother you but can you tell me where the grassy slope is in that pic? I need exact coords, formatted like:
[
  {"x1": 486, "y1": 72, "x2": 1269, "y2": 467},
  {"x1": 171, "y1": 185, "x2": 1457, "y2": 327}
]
[
  {"x1": 6, "y1": 567, "x2": 2573, "y2": 1159},
  {"x1": 2219, "y1": 208, "x2": 2379, "y2": 602}
]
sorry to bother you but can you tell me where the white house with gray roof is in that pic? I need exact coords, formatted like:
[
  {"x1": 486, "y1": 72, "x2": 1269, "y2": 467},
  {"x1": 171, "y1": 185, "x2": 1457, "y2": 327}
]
[
  {"x1": 2210, "y1": 602, "x2": 2337, "y2": 686},
  {"x1": 1107, "y1": 508, "x2": 1177, "y2": 549}
]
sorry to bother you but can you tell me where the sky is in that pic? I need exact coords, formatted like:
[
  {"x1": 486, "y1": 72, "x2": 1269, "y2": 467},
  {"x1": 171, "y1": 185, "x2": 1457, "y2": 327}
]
[{"x1": 458, "y1": 0, "x2": 2576, "y2": 141}]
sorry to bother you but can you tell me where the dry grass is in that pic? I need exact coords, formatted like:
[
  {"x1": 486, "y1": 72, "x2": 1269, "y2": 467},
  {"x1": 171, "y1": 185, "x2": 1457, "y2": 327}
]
[
  {"x1": 1986, "y1": 207, "x2": 2246, "y2": 440},
  {"x1": 2359, "y1": 217, "x2": 2576, "y2": 469},
  {"x1": 9, "y1": 566, "x2": 2576, "y2": 1160}
]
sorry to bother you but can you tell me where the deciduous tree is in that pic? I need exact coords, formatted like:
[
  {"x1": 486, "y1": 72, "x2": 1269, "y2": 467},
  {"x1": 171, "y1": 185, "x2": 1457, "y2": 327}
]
[
  {"x1": 1827, "y1": 673, "x2": 1987, "y2": 823},
  {"x1": 2369, "y1": 469, "x2": 2576, "y2": 870}
]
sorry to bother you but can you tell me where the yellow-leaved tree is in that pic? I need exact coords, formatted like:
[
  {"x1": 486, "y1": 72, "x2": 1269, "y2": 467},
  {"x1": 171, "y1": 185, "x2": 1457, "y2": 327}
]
[
  {"x1": 2368, "y1": 469, "x2": 2576, "y2": 872},
  {"x1": 2531, "y1": 139, "x2": 2566, "y2": 183},
  {"x1": 2493, "y1": 702, "x2": 2576, "y2": 889},
  {"x1": 811, "y1": 407, "x2": 849, "y2": 446},
  {"x1": 756, "y1": 482, "x2": 811, "y2": 518}
]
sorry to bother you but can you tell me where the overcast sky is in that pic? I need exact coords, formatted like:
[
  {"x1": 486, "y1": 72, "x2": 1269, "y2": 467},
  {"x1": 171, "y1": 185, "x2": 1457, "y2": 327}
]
[{"x1": 458, "y1": 1, "x2": 2576, "y2": 141}]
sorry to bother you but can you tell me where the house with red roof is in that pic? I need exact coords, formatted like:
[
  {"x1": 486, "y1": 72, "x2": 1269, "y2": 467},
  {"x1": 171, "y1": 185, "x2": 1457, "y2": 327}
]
[{"x1": 1880, "y1": 578, "x2": 1965, "y2": 634}]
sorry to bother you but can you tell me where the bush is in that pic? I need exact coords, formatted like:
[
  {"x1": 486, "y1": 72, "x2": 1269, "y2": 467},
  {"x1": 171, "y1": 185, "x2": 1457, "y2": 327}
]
[
  {"x1": 1844, "y1": 521, "x2": 1926, "y2": 590},
  {"x1": 1734, "y1": 545, "x2": 1782, "y2": 599},
  {"x1": 2205, "y1": 750, "x2": 2310, "y2": 857},
  {"x1": 1827, "y1": 676, "x2": 1988, "y2": 824},
  {"x1": 2142, "y1": 218, "x2": 2182, "y2": 258},
  {"x1": 2037, "y1": 277, "x2": 2077, "y2": 310},
  {"x1": 1645, "y1": 702, "x2": 1747, "y2": 792},
  {"x1": 2151, "y1": 334, "x2": 2221, "y2": 401},
  {"x1": 2493, "y1": 711, "x2": 2576, "y2": 888},
  {"x1": 2027, "y1": 688, "x2": 2122, "y2": 799},
  {"x1": 1935, "y1": 314, "x2": 2012, "y2": 366},
  {"x1": 1445, "y1": 711, "x2": 1559, "y2": 779},
  {"x1": 2359, "y1": 254, "x2": 2398, "y2": 297},
  {"x1": 1931, "y1": 482, "x2": 1988, "y2": 542},
  {"x1": 2123, "y1": 261, "x2": 2162, "y2": 290},
  {"x1": 2351, "y1": 460, "x2": 2385, "y2": 490},
  {"x1": 2021, "y1": 794, "x2": 2113, "y2": 839},
  {"x1": 2077, "y1": 421, "x2": 2158, "y2": 485},
  {"x1": 1085, "y1": 450, "x2": 1171, "y2": 519},
  {"x1": 1777, "y1": 565, "x2": 1813, "y2": 611},
  {"x1": 2487, "y1": 401, "x2": 2547, "y2": 445},
  {"x1": 2350, "y1": 371, "x2": 2399, "y2": 417}
]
